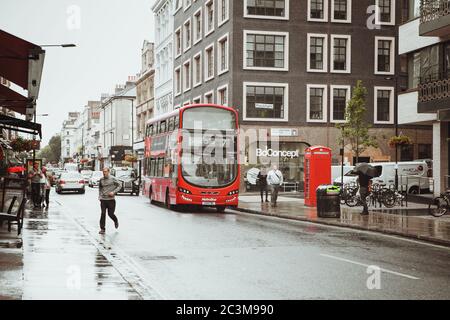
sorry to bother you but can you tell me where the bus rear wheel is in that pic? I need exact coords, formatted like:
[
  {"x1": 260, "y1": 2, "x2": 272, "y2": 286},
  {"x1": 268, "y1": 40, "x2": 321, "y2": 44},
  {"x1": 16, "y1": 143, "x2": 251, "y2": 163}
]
[
  {"x1": 165, "y1": 190, "x2": 174, "y2": 210},
  {"x1": 149, "y1": 187, "x2": 156, "y2": 204}
]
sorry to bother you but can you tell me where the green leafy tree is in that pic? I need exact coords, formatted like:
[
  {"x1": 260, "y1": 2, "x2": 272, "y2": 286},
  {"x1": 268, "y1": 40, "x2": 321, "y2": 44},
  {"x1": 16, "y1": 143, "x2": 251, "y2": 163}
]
[
  {"x1": 337, "y1": 81, "x2": 378, "y2": 164},
  {"x1": 38, "y1": 134, "x2": 61, "y2": 164}
]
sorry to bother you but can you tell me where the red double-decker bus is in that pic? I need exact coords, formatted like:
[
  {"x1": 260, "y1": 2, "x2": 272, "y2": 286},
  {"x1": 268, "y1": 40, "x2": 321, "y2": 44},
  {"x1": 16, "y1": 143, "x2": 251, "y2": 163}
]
[{"x1": 142, "y1": 104, "x2": 239, "y2": 212}]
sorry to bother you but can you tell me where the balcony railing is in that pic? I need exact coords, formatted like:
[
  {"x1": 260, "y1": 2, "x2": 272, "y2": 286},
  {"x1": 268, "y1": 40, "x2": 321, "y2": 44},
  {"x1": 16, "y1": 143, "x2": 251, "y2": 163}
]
[
  {"x1": 418, "y1": 77, "x2": 450, "y2": 102},
  {"x1": 420, "y1": 0, "x2": 450, "y2": 23}
]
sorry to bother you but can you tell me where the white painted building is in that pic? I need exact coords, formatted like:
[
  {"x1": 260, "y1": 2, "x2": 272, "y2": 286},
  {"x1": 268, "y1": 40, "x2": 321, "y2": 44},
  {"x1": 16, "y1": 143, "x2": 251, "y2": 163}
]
[
  {"x1": 398, "y1": 0, "x2": 449, "y2": 195},
  {"x1": 60, "y1": 112, "x2": 80, "y2": 162},
  {"x1": 152, "y1": 0, "x2": 174, "y2": 117},
  {"x1": 99, "y1": 81, "x2": 137, "y2": 167}
]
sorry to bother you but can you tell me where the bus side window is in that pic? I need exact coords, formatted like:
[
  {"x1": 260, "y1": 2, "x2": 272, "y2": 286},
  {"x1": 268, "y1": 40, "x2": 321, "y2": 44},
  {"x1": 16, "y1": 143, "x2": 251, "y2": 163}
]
[
  {"x1": 174, "y1": 116, "x2": 179, "y2": 129},
  {"x1": 150, "y1": 159, "x2": 156, "y2": 177},
  {"x1": 155, "y1": 122, "x2": 159, "y2": 135},
  {"x1": 158, "y1": 158, "x2": 164, "y2": 177},
  {"x1": 161, "y1": 121, "x2": 166, "y2": 133},
  {"x1": 149, "y1": 125, "x2": 153, "y2": 136},
  {"x1": 168, "y1": 118, "x2": 174, "y2": 132}
]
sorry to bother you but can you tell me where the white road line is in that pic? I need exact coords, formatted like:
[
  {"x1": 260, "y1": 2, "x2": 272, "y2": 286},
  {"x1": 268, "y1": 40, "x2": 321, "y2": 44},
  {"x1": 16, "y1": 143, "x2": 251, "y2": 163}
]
[{"x1": 320, "y1": 254, "x2": 420, "y2": 280}]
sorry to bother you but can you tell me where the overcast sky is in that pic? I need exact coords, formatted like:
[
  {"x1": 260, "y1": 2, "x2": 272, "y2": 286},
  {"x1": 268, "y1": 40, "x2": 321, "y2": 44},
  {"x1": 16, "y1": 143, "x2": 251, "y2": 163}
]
[{"x1": 0, "y1": 0, "x2": 155, "y2": 145}]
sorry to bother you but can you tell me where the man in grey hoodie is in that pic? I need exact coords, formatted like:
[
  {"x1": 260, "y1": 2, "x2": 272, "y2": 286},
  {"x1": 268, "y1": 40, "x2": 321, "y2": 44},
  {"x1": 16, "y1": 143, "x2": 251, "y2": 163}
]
[{"x1": 98, "y1": 167, "x2": 122, "y2": 234}]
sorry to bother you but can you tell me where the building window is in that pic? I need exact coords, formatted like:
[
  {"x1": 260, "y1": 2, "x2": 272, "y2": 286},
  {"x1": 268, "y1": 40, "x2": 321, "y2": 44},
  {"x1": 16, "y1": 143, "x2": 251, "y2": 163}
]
[
  {"x1": 376, "y1": 0, "x2": 395, "y2": 25},
  {"x1": 421, "y1": 44, "x2": 440, "y2": 83},
  {"x1": 175, "y1": 27, "x2": 182, "y2": 57},
  {"x1": 245, "y1": 31, "x2": 289, "y2": 71},
  {"x1": 418, "y1": 144, "x2": 432, "y2": 159},
  {"x1": 184, "y1": 18, "x2": 191, "y2": 52},
  {"x1": 307, "y1": 84, "x2": 327, "y2": 122},
  {"x1": 218, "y1": 0, "x2": 229, "y2": 26},
  {"x1": 308, "y1": 0, "x2": 328, "y2": 22},
  {"x1": 183, "y1": 60, "x2": 191, "y2": 92},
  {"x1": 331, "y1": 35, "x2": 351, "y2": 73},
  {"x1": 175, "y1": 66, "x2": 182, "y2": 96},
  {"x1": 193, "y1": 52, "x2": 202, "y2": 87},
  {"x1": 307, "y1": 34, "x2": 328, "y2": 72},
  {"x1": 217, "y1": 84, "x2": 228, "y2": 106},
  {"x1": 400, "y1": 145, "x2": 414, "y2": 161},
  {"x1": 194, "y1": 8, "x2": 202, "y2": 44},
  {"x1": 218, "y1": 33, "x2": 229, "y2": 74},
  {"x1": 205, "y1": 0, "x2": 215, "y2": 36},
  {"x1": 374, "y1": 87, "x2": 394, "y2": 124},
  {"x1": 244, "y1": 0, "x2": 289, "y2": 19},
  {"x1": 331, "y1": 85, "x2": 350, "y2": 122},
  {"x1": 175, "y1": 0, "x2": 182, "y2": 12},
  {"x1": 205, "y1": 44, "x2": 214, "y2": 81},
  {"x1": 205, "y1": 90, "x2": 214, "y2": 104},
  {"x1": 193, "y1": 96, "x2": 202, "y2": 104},
  {"x1": 244, "y1": 82, "x2": 289, "y2": 121},
  {"x1": 331, "y1": 0, "x2": 351, "y2": 22},
  {"x1": 184, "y1": 0, "x2": 192, "y2": 11},
  {"x1": 408, "y1": 51, "x2": 421, "y2": 89},
  {"x1": 375, "y1": 37, "x2": 395, "y2": 75}
]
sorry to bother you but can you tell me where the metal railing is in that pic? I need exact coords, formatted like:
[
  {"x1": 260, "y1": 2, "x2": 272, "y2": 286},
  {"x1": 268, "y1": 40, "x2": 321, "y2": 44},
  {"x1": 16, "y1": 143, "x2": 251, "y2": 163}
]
[
  {"x1": 420, "y1": 0, "x2": 450, "y2": 23},
  {"x1": 418, "y1": 77, "x2": 450, "y2": 102}
]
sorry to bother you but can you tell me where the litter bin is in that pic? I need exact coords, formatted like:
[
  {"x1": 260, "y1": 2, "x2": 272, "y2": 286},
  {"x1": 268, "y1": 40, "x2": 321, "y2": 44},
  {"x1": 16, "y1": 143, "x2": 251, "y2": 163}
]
[{"x1": 316, "y1": 185, "x2": 341, "y2": 218}]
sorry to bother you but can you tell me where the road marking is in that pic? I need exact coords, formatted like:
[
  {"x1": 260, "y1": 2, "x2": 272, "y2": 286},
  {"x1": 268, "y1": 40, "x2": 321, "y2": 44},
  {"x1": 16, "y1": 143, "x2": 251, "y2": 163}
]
[{"x1": 319, "y1": 253, "x2": 420, "y2": 280}]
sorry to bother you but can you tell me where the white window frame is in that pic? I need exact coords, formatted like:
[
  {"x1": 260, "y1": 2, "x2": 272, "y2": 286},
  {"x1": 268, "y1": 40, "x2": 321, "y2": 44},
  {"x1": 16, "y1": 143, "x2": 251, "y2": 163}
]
[
  {"x1": 193, "y1": 51, "x2": 202, "y2": 87},
  {"x1": 374, "y1": 86, "x2": 395, "y2": 124},
  {"x1": 174, "y1": 0, "x2": 183, "y2": 14},
  {"x1": 183, "y1": 100, "x2": 191, "y2": 106},
  {"x1": 217, "y1": 33, "x2": 230, "y2": 75},
  {"x1": 243, "y1": 0, "x2": 290, "y2": 20},
  {"x1": 330, "y1": 34, "x2": 351, "y2": 73},
  {"x1": 331, "y1": 0, "x2": 352, "y2": 23},
  {"x1": 243, "y1": 82, "x2": 289, "y2": 122},
  {"x1": 218, "y1": 0, "x2": 230, "y2": 26},
  {"x1": 374, "y1": 36, "x2": 395, "y2": 75},
  {"x1": 175, "y1": 26, "x2": 182, "y2": 58},
  {"x1": 307, "y1": 0, "x2": 329, "y2": 22},
  {"x1": 183, "y1": 0, "x2": 192, "y2": 12},
  {"x1": 183, "y1": 17, "x2": 192, "y2": 53},
  {"x1": 330, "y1": 85, "x2": 351, "y2": 123},
  {"x1": 193, "y1": 7, "x2": 203, "y2": 45},
  {"x1": 204, "y1": 43, "x2": 215, "y2": 82},
  {"x1": 205, "y1": 0, "x2": 215, "y2": 37},
  {"x1": 243, "y1": 30, "x2": 289, "y2": 72},
  {"x1": 217, "y1": 84, "x2": 229, "y2": 106},
  {"x1": 375, "y1": 0, "x2": 395, "y2": 26},
  {"x1": 306, "y1": 84, "x2": 328, "y2": 123},
  {"x1": 204, "y1": 90, "x2": 215, "y2": 104},
  {"x1": 193, "y1": 95, "x2": 202, "y2": 104},
  {"x1": 174, "y1": 66, "x2": 182, "y2": 97},
  {"x1": 307, "y1": 33, "x2": 328, "y2": 73},
  {"x1": 183, "y1": 58, "x2": 191, "y2": 93}
]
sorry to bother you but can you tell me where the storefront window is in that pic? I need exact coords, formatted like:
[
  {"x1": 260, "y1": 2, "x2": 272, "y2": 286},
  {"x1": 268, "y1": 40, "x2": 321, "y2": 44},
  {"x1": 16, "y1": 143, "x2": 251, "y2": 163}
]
[{"x1": 400, "y1": 144, "x2": 414, "y2": 161}]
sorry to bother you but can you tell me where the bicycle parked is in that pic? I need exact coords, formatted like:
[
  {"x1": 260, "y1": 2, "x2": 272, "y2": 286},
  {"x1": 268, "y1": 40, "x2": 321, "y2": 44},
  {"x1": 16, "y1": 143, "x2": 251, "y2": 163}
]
[
  {"x1": 342, "y1": 183, "x2": 405, "y2": 209},
  {"x1": 429, "y1": 191, "x2": 450, "y2": 217}
]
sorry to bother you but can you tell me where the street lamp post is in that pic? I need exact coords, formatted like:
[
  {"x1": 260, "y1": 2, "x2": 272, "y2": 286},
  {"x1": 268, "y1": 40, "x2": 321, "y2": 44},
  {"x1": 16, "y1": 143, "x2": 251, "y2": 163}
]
[
  {"x1": 385, "y1": 76, "x2": 399, "y2": 190},
  {"x1": 32, "y1": 113, "x2": 49, "y2": 165}
]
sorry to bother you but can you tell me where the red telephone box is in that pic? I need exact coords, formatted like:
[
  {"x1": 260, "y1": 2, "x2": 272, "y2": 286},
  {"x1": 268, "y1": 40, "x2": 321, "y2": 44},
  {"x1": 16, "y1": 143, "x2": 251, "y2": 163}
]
[{"x1": 304, "y1": 146, "x2": 332, "y2": 207}]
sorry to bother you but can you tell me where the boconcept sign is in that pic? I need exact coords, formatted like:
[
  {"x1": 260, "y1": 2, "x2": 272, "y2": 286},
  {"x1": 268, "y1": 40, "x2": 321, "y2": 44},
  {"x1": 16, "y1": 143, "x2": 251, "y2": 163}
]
[{"x1": 256, "y1": 147, "x2": 299, "y2": 159}]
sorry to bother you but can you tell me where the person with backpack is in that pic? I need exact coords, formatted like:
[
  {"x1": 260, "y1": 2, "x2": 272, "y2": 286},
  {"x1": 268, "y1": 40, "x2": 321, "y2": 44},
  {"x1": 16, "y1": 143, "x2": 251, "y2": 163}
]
[{"x1": 267, "y1": 165, "x2": 283, "y2": 207}]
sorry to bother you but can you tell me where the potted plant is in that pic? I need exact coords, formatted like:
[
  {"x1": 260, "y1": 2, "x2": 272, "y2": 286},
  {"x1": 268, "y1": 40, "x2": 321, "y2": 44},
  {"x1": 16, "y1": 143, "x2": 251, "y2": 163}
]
[{"x1": 388, "y1": 135, "x2": 412, "y2": 148}]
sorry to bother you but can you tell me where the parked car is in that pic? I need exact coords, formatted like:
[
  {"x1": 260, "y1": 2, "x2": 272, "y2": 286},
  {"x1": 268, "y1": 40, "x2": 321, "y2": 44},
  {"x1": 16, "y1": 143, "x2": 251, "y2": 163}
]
[
  {"x1": 88, "y1": 171, "x2": 103, "y2": 188},
  {"x1": 333, "y1": 161, "x2": 431, "y2": 194},
  {"x1": 80, "y1": 170, "x2": 93, "y2": 183},
  {"x1": 64, "y1": 163, "x2": 78, "y2": 172},
  {"x1": 55, "y1": 172, "x2": 85, "y2": 194},
  {"x1": 111, "y1": 167, "x2": 140, "y2": 196}
]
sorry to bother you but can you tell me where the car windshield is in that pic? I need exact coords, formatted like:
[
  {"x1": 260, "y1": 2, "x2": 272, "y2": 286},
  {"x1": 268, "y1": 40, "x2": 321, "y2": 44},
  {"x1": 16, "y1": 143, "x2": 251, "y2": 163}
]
[
  {"x1": 345, "y1": 171, "x2": 358, "y2": 177},
  {"x1": 92, "y1": 171, "x2": 103, "y2": 178},
  {"x1": 181, "y1": 107, "x2": 237, "y2": 188},
  {"x1": 115, "y1": 170, "x2": 132, "y2": 178},
  {"x1": 61, "y1": 173, "x2": 82, "y2": 180},
  {"x1": 81, "y1": 171, "x2": 92, "y2": 176}
]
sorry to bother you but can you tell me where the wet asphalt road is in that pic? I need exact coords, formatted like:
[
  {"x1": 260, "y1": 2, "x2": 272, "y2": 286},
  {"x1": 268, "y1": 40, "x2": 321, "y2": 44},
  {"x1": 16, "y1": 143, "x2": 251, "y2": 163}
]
[{"x1": 52, "y1": 187, "x2": 450, "y2": 300}]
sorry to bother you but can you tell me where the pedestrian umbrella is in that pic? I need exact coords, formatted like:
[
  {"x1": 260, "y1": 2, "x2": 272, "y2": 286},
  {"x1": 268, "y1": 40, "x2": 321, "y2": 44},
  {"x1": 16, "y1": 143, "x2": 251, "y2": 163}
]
[
  {"x1": 353, "y1": 163, "x2": 382, "y2": 178},
  {"x1": 7, "y1": 166, "x2": 26, "y2": 173}
]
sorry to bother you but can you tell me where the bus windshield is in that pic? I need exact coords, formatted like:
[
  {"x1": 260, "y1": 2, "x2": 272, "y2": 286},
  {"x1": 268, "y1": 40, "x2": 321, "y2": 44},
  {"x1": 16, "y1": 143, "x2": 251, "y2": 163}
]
[{"x1": 181, "y1": 107, "x2": 237, "y2": 188}]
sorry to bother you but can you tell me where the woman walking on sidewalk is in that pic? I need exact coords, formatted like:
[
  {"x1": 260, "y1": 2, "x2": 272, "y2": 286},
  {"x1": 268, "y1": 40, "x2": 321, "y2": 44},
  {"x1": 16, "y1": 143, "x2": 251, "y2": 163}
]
[
  {"x1": 257, "y1": 167, "x2": 269, "y2": 203},
  {"x1": 41, "y1": 167, "x2": 52, "y2": 208},
  {"x1": 98, "y1": 167, "x2": 122, "y2": 234}
]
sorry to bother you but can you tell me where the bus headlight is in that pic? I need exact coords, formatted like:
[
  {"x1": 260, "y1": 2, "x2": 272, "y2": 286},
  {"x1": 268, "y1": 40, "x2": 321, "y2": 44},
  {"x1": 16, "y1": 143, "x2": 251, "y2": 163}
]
[
  {"x1": 228, "y1": 190, "x2": 239, "y2": 196},
  {"x1": 178, "y1": 187, "x2": 192, "y2": 194}
]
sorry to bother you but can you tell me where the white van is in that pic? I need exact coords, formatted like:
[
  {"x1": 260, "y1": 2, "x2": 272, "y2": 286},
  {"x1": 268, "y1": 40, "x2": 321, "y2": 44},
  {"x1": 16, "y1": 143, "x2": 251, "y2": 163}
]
[
  {"x1": 331, "y1": 165, "x2": 355, "y2": 183},
  {"x1": 64, "y1": 163, "x2": 79, "y2": 172},
  {"x1": 333, "y1": 161, "x2": 430, "y2": 194}
]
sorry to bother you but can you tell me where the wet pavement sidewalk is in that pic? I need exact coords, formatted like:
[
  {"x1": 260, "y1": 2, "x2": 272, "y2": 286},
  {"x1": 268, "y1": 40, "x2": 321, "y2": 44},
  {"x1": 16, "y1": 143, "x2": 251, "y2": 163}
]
[
  {"x1": 236, "y1": 195, "x2": 450, "y2": 246},
  {"x1": 0, "y1": 201, "x2": 146, "y2": 300}
]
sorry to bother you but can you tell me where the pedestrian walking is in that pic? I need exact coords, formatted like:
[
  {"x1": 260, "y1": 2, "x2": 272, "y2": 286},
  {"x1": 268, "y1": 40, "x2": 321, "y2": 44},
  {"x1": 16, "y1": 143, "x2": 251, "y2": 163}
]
[
  {"x1": 257, "y1": 167, "x2": 269, "y2": 203},
  {"x1": 41, "y1": 167, "x2": 52, "y2": 208},
  {"x1": 267, "y1": 165, "x2": 283, "y2": 207},
  {"x1": 356, "y1": 172, "x2": 371, "y2": 215},
  {"x1": 98, "y1": 167, "x2": 122, "y2": 234},
  {"x1": 29, "y1": 163, "x2": 43, "y2": 208}
]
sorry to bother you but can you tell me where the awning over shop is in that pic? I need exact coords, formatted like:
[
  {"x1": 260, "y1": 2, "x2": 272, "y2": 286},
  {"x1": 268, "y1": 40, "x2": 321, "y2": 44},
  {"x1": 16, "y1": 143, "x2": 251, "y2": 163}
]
[
  {"x1": 0, "y1": 84, "x2": 33, "y2": 115},
  {"x1": 0, "y1": 29, "x2": 45, "y2": 119},
  {"x1": 0, "y1": 114, "x2": 41, "y2": 138}
]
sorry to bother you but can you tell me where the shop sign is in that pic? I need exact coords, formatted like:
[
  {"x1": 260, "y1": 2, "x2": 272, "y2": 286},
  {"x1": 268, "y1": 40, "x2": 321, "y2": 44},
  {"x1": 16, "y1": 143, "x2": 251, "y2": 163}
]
[
  {"x1": 256, "y1": 147, "x2": 299, "y2": 159},
  {"x1": 255, "y1": 103, "x2": 274, "y2": 110},
  {"x1": 271, "y1": 128, "x2": 298, "y2": 137}
]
